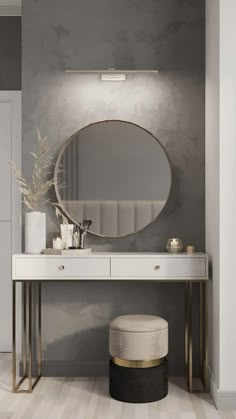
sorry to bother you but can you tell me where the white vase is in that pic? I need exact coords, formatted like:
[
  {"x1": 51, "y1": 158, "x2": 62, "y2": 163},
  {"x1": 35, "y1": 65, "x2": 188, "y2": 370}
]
[{"x1": 25, "y1": 211, "x2": 46, "y2": 254}]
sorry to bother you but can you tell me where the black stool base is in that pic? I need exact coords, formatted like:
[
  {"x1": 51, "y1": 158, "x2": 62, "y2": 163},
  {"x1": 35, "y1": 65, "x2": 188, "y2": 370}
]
[{"x1": 109, "y1": 358, "x2": 168, "y2": 404}]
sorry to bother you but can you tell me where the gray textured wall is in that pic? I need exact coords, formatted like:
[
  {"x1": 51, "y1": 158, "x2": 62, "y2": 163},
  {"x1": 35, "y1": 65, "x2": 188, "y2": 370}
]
[
  {"x1": 22, "y1": 0, "x2": 205, "y2": 376},
  {"x1": 0, "y1": 17, "x2": 21, "y2": 90}
]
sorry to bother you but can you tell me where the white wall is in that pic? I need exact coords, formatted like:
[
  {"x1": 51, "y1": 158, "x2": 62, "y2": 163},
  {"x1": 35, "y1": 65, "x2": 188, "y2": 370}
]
[
  {"x1": 205, "y1": 0, "x2": 220, "y2": 390},
  {"x1": 0, "y1": 92, "x2": 21, "y2": 351},
  {"x1": 219, "y1": 0, "x2": 236, "y2": 391},
  {"x1": 206, "y1": 0, "x2": 236, "y2": 408}
]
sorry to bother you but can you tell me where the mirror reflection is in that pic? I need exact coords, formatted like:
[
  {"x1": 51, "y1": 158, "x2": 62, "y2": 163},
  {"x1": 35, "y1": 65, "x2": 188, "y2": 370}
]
[{"x1": 55, "y1": 120, "x2": 172, "y2": 237}]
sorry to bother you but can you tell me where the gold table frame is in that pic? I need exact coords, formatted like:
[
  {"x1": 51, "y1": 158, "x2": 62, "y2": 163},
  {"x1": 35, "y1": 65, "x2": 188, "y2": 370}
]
[
  {"x1": 12, "y1": 279, "x2": 208, "y2": 393},
  {"x1": 12, "y1": 281, "x2": 42, "y2": 393},
  {"x1": 185, "y1": 281, "x2": 208, "y2": 392}
]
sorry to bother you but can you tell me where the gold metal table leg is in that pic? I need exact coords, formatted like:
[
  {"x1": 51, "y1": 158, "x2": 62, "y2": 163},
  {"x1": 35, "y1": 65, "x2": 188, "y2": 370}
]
[
  {"x1": 12, "y1": 280, "x2": 16, "y2": 392},
  {"x1": 28, "y1": 282, "x2": 32, "y2": 392},
  {"x1": 32, "y1": 281, "x2": 42, "y2": 390},
  {"x1": 185, "y1": 282, "x2": 189, "y2": 387},
  {"x1": 185, "y1": 280, "x2": 208, "y2": 393},
  {"x1": 185, "y1": 282, "x2": 193, "y2": 392},
  {"x1": 199, "y1": 281, "x2": 209, "y2": 391},
  {"x1": 38, "y1": 282, "x2": 42, "y2": 378},
  {"x1": 12, "y1": 281, "x2": 42, "y2": 393},
  {"x1": 22, "y1": 282, "x2": 27, "y2": 378},
  {"x1": 188, "y1": 282, "x2": 193, "y2": 392},
  {"x1": 203, "y1": 281, "x2": 209, "y2": 391},
  {"x1": 200, "y1": 281, "x2": 203, "y2": 381}
]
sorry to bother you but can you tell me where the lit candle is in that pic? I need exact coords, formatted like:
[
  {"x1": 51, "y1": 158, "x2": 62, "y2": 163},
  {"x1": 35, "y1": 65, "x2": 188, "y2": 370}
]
[{"x1": 53, "y1": 237, "x2": 62, "y2": 250}]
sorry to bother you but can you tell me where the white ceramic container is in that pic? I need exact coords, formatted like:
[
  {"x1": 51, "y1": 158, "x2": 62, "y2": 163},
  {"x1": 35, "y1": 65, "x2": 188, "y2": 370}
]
[
  {"x1": 60, "y1": 224, "x2": 74, "y2": 249},
  {"x1": 25, "y1": 211, "x2": 46, "y2": 254}
]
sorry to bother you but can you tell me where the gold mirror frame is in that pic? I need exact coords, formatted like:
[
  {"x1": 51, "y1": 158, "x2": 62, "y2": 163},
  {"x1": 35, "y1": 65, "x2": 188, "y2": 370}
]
[{"x1": 54, "y1": 120, "x2": 172, "y2": 238}]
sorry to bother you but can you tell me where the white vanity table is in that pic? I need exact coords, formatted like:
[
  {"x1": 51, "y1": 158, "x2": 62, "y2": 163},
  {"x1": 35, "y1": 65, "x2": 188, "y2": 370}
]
[{"x1": 12, "y1": 252, "x2": 208, "y2": 394}]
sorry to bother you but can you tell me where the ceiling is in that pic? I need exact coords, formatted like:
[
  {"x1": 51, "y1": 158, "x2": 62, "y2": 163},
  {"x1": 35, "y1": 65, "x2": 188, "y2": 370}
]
[
  {"x1": 0, "y1": 0, "x2": 21, "y2": 15},
  {"x1": 0, "y1": 0, "x2": 21, "y2": 4}
]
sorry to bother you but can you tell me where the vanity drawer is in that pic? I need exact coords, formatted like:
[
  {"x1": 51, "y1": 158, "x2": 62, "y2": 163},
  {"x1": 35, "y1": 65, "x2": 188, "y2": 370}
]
[
  {"x1": 111, "y1": 256, "x2": 207, "y2": 279},
  {"x1": 14, "y1": 257, "x2": 110, "y2": 278}
]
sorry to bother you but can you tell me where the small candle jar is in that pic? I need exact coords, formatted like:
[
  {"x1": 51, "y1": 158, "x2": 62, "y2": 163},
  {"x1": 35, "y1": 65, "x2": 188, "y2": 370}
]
[
  {"x1": 166, "y1": 238, "x2": 183, "y2": 253},
  {"x1": 186, "y1": 245, "x2": 195, "y2": 254},
  {"x1": 53, "y1": 237, "x2": 63, "y2": 250}
]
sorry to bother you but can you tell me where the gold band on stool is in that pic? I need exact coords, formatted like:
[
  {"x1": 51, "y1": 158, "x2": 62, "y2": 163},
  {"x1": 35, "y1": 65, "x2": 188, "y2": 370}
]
[{"x1": 112, "y1": 357, "x2": 165, "y2": 369}]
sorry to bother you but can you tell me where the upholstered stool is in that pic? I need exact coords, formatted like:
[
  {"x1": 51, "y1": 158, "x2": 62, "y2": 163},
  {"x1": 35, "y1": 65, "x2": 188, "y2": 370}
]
[{"x1": 109, "y1": 314, "x2": 168, "y2": 403}]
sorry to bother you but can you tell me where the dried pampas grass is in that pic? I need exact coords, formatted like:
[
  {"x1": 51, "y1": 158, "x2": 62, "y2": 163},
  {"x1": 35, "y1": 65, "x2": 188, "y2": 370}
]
[{"x1": 9, "y1": 129, "x2": 54, "y2": 211}]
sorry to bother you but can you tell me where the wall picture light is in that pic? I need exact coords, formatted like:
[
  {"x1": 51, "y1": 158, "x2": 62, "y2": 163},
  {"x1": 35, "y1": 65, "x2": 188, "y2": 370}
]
[{"x1": 65, "y1": 68, "x2": 159, "y2": 81}]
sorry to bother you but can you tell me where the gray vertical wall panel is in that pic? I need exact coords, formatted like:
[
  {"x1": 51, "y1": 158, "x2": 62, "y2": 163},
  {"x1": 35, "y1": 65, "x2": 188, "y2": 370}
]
[
  {"x1": 0, "y1": 17, "x2": 21, "y2": 90},
  {"x1": 0, "y1": 222, "x2": 12, "y2": 351},
  {"x1": 0, "y1": 102, "x2": 11, "y2": 220},
  {"x1": 22, "y1": 0, "x2": 205, "y2": 376}
]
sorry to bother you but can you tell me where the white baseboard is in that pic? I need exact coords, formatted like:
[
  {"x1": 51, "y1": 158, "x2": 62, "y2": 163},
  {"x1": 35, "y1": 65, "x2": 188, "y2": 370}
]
[{"x1": 210, "y1": 368, "x2": 236, "y2": 410}]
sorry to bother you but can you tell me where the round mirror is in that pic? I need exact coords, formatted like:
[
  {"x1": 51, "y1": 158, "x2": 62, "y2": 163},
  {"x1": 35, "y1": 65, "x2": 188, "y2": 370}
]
[{"x1": 55, "y1": 120, "x2": 172, "y2": 237}]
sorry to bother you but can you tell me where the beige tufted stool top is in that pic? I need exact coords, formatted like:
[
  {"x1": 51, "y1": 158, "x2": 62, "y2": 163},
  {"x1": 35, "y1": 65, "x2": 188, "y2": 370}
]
[{"x1": 109, "y1": 314, "x2": 168, "y2": 362}]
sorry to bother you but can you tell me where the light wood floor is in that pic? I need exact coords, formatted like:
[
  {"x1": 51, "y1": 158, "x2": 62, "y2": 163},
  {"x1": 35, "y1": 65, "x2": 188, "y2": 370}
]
[{"x1": 0, "y1": 353, "x2": 235, "y2": 419}]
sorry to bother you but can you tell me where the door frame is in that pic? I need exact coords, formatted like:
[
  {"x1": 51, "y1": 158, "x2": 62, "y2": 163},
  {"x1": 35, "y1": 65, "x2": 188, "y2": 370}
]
[{"x1": 0, "y1": 91, "x2": 21, "y2": 351}]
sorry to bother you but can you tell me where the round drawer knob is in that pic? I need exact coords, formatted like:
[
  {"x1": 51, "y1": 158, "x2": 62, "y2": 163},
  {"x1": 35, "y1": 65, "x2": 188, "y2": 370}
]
[
  {"x1": 59, "y1": 265, "x2": 65, "y2": 271},
  {"x1": 154, "y1": 265, "x2": 160, "y2": 270}
]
